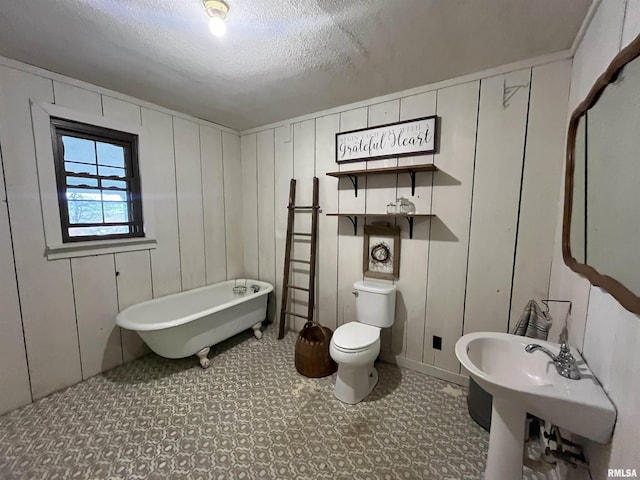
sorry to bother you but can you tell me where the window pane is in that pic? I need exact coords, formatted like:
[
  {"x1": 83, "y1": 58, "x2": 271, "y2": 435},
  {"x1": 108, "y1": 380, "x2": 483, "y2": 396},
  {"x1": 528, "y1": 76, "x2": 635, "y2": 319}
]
[
  {"x1": 67, "y1": 201, "x2": 103, "y2": 224},
  {"x1": 102, "y1": 179, "x2": 127, "y2": 189},
  {"x1": 103, "y1": 202, "x2": 129, "y2": 223},
  {"x1": 53, "y1": 119, "x2": 142, "y2": 242},
  {"x1": 69, "y1": 225, "x2": 130, "y2": 237},
  {"x1": 66, "y1": 188, "x2": 102, "y2": 201},
  {"x1": 102, "y1": 190, "x2": 128, "y2": 202},
  {"x1": 98, "y1": 165, "x2": 126, "y2": 178},
  {"x1": 62, "y1": 136, "x2": 96, "y2": 164},
  {"x1": 96, "y1": 142, "x2": 125, "y2": 168},
  {"x1": 65, "y1": 161, "x2": 97, "y2": 176},
  {"x1": 67, "y1": 176, "x2": 98, "y2": 188}
]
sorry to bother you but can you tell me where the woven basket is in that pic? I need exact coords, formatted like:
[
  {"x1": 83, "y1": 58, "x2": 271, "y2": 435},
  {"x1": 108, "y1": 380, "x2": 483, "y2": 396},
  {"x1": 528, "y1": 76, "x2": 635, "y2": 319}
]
[{"x1": 295, "y1": 322, "x2": 337, "y2": 378}]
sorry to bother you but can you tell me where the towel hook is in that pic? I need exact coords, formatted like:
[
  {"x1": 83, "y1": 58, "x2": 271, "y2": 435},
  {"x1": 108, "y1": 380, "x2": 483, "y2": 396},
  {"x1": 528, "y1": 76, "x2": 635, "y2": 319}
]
[
  {"x1": 503, "y1": 79, "x2": 530, "y2": 108},
  {"x1": 541, "y1": 299, "x2": 572, "y2": 314}
]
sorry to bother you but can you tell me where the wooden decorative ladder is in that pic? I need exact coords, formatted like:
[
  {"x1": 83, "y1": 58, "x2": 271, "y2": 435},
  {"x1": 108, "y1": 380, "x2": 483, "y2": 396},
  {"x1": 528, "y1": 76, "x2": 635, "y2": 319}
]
[{"x1": 278, "y1": 177, "x2": 319, "y2": 340}]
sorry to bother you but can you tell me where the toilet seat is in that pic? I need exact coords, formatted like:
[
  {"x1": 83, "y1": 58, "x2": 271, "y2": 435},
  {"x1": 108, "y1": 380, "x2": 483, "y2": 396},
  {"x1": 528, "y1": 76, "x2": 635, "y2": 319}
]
[{"x1": 332, "y1": 322, "x2": 380, "y2": 352}]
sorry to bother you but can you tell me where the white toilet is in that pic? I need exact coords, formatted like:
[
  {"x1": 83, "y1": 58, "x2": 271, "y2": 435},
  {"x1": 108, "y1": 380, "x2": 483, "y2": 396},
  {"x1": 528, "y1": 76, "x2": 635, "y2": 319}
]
[{"x1": 329, "y1": 280, "x2": 396, "y2": 404}]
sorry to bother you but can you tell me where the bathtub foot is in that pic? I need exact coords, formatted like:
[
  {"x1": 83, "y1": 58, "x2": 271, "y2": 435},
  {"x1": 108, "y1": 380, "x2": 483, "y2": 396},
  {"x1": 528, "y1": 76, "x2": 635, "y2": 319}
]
[
  {"x1": 197, "y1": 347, "x2": 211, "y2": 369},
  {"x1": 252, "y1": 322, "x2": 263, "y2": 340}
]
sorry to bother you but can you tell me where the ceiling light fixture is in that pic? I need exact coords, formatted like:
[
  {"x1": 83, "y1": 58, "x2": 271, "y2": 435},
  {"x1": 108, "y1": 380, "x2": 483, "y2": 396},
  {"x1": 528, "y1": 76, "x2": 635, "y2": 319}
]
[{"x1": 204, "y1": 0, "x2": 229, "y2": 37}]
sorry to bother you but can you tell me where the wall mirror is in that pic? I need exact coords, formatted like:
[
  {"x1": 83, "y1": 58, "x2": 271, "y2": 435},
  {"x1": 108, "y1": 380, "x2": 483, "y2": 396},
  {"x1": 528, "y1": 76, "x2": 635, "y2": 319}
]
[{"x1": 564, "y1": 34, "x2": 640, "y2": 314}]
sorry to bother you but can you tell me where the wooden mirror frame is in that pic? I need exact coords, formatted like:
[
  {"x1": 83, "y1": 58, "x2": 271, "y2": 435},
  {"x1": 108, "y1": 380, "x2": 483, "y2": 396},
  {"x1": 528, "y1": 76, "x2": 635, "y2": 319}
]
[{"x1": 563, "y1": 33, "x2": 640, "y2": 314}]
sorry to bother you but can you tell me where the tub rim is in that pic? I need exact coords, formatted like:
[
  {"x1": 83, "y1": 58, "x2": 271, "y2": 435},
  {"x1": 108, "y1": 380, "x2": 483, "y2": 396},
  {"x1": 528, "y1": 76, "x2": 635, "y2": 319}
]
[{"x1": 115, "y1": 278, "x2": 273, "y2": 332}]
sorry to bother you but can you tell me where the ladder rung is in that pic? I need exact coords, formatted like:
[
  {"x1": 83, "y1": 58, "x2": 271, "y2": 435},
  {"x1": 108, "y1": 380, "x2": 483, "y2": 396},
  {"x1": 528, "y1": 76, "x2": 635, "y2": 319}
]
[
  {"x1": 287, "y1": 285, "x2": 309, "y2": 292},
  {"x1": 283, "y1": 311, "x2": 308, "y2": 320},
  {"x1": 293, "y1": 232, "x2": 312, "y2": 236},
  {"x1": 291, "y1": 259, "x2": 311, "y2": 264},
  {"x1": 290, "y1": 205, "x2": 317, "y2": 210}
]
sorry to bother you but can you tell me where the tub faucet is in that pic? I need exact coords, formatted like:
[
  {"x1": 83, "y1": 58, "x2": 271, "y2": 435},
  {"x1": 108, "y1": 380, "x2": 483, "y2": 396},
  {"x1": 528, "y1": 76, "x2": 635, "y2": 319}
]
[
  {"x1": 250, "y1": 284, "x2": 261, "y2": 293},
  {"x1": 525, "y1": 342, "x2": 581, "y2": 380}
]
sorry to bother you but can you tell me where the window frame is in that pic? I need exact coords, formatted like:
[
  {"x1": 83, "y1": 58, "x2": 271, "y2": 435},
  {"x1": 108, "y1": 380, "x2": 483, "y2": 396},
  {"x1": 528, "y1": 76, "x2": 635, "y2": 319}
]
[{"x1": 50, "y1": 118, "x2": 144, "y2": 243}]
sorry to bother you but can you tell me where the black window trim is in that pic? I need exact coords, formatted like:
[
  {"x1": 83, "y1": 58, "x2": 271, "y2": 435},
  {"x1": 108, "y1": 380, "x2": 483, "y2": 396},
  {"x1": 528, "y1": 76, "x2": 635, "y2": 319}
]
[{"x1": 50, "y1": 117, "x2": 144, "y2": 243}]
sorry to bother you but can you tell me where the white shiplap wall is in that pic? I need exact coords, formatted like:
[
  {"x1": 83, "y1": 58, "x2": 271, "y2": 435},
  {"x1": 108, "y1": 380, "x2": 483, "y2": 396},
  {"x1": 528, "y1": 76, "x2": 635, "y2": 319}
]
[
  {"x1": 548, "y1": 1, "x2": 640, "y2": 479},
  {"x1": 0, "y1": 60, "x2": 243, "y2": 414},
  {"x1": 242, "y1": 59, "x2": 572, "y2": 382}
]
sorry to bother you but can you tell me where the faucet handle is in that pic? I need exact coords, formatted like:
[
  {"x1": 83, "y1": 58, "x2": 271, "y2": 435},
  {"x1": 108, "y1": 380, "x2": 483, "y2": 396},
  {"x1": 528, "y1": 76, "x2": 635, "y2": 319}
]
[
  {"x1": 557, "y1": 342, "x2": 574, "y2": 361},
  {"x1": 556, "y1": 342, "x2": 581, "y2": 380}
]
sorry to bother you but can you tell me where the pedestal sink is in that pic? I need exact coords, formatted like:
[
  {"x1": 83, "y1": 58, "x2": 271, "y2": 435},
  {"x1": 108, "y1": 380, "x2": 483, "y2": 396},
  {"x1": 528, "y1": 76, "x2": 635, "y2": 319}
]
[{"x1": 455, "y1": 332, "x2": 616, "y2": 480}]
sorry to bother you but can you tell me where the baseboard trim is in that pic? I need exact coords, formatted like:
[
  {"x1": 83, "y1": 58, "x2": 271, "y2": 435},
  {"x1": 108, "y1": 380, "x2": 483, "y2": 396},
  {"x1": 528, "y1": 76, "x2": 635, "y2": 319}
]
[{"x1": 379, "y1": 352, "x2": 469, "y2": 387}]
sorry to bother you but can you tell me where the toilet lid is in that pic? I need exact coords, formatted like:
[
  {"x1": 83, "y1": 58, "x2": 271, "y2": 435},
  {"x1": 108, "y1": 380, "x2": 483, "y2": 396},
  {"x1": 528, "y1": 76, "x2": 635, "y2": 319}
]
[{"x1": 333, "y1": 322, "x2": 379, "y2": 351}]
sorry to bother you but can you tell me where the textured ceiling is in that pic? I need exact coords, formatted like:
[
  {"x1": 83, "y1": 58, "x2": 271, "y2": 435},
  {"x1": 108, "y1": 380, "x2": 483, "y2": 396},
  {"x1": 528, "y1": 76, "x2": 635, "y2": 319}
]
[{"x1": 0, "y1": 0, "x2": 591, "y2": 130}]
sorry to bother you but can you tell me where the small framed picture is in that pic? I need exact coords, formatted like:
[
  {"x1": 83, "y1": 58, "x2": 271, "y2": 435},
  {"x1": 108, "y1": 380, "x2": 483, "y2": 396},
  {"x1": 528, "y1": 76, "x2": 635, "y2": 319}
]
[{"x1": 363, "y1": 223, "x2": 401, "y2": 280}]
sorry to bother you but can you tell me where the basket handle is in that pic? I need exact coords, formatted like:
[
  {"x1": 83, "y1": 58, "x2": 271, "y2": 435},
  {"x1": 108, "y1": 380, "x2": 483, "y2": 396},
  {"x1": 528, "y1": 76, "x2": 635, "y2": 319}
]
[{"x1": 303, "y1": 321, "x2": 331, "y2": 342}]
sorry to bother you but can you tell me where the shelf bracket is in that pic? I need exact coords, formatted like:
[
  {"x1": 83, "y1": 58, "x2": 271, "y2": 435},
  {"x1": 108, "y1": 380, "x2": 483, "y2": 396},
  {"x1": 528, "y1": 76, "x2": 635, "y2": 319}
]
[
  {"x1": 346, "y1": 174, "x2": 358, "y2": 197},
  {"x1": 408, "y1": 170, "x2": 416, "y2": 196},
  {"x1": 346, "y1": 215, "x2": 358, "y2": 235},
  {"x1": 404, "y1": 216, "x2": 415, "y2": 239}
]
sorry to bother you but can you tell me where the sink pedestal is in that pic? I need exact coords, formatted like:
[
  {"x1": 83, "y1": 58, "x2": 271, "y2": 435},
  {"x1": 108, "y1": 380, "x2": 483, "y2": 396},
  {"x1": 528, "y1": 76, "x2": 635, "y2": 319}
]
[{"x1": 485, "y1": 397, "x2": 526, "y2": 480}]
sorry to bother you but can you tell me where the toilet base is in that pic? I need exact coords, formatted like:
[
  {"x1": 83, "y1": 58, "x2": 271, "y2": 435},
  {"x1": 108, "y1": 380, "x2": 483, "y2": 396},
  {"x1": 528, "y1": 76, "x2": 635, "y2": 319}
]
[{"x1": 333, "y1": 363, "x2": 379, "y2": 404}]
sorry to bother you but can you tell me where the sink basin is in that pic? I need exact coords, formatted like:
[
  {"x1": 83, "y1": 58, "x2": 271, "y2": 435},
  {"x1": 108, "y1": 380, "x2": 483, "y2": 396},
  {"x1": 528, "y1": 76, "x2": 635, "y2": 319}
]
[
  {"x1": 456, "y1": 332, "x2": 616, "y2": 442},
  {"x1": 455, "y1": 332, "x2": 616, "y2": 479}
]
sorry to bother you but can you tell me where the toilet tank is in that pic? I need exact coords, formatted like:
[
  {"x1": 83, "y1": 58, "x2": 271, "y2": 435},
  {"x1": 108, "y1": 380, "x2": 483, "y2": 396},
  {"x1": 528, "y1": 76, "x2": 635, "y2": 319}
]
[{"x1": 353, "y1": 280, "x2": 396, "y2": 328}]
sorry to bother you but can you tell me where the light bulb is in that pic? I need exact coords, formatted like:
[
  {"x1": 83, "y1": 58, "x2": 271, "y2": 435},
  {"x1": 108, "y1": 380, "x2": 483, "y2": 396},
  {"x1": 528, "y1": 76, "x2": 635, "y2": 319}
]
[{"x1": 208, "y1": 15, "x2": 226, "y2": 37}]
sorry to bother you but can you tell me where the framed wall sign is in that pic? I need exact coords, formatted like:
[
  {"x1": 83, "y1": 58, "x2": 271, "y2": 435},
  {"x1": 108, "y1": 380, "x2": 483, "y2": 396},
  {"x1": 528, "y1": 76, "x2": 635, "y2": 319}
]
[
  {"x1": 336, "y1": 115, "x2": 438, "y2": 164},
  {"x1": 363, "y1": 223, "x2": 401, "y2": 280}
]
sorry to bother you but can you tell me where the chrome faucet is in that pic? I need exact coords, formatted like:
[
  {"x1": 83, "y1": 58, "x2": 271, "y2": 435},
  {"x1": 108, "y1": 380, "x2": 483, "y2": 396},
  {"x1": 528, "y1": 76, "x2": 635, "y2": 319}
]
[{"x1": 525, "y1": 342, "x2": 581, "y2": 380}]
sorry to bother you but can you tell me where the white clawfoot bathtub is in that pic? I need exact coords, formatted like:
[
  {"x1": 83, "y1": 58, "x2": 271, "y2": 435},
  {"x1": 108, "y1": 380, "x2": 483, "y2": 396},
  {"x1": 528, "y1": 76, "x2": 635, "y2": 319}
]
[{"x1": 116, "y1": 279, "x2": 273, "y2": 368}]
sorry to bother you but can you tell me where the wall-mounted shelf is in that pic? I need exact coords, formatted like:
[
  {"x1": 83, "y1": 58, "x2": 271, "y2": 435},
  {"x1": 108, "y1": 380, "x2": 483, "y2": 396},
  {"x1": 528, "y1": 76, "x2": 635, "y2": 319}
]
[
  {"x1": 326, "y1": 213, "x2": 434, "y2": 238},
  {"x1": 326, "y1": 163, "x2": 438, "y2": 197}
]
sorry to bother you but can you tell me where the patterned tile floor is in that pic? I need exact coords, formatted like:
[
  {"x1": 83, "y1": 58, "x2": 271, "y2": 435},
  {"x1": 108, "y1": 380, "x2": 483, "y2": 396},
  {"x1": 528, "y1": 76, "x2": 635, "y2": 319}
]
[{"x1": 0, "y1": 325, "x2": 544, "y2": 479}]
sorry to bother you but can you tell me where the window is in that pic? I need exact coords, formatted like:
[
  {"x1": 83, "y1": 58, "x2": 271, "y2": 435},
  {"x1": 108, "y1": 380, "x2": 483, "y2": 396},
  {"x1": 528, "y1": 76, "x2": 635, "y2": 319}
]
[{"x1": 51, "y1": 118, "x2": 144, "y2": 242}]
